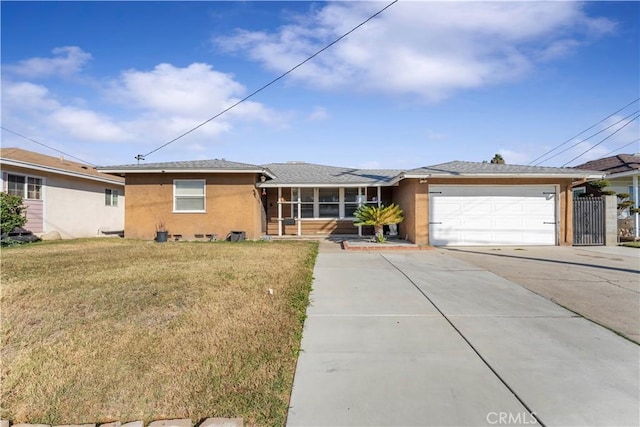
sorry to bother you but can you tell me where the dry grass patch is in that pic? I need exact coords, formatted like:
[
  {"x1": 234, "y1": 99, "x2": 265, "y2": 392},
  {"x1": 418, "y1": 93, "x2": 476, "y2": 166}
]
[{"x1": 1, "y1": 239, "x2": 318, "y2": 426}]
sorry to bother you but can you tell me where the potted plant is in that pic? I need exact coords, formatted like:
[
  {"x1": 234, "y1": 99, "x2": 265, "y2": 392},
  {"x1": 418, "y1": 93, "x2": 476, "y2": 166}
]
[
  {"x1": 155, "y1": 221, "x2": 169, "y2": 243},
  {"x1": 353, "y1": 204, "x2": 404, "y2": 243}
]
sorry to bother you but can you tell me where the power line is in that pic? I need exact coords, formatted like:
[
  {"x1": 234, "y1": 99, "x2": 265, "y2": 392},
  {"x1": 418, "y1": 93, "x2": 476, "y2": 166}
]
[
  {"x1": 528, "y1": 97, "x2": 640, "y2": 165},
  {"x1": 600, "y1": 138, "x2": 640, "y2": 157},
  {"x1": 561, "y1": 113, "x2": 640, "y2": 167},
  {"x1": 1, "y1": 126, "x2": 96, "y2": 166},
  {"x1": 533, "y1": 109, "x2": 640, "y2": 165},
  {"x1": 140, "y1": 0, "x2": 398, "y2": 160}
]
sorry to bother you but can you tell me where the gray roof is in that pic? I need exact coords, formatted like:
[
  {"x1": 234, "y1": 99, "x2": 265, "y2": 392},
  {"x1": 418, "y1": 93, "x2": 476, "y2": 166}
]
[
  {"x1": 98, "y1": 158, "x2": 603, "y2": 184},
  {"x1": 98, "y1": 159, "x2": 268, "y2": 173},
  {"x1": 404, "y1": 161, "x2": 603, "y2": 178},
  {"x1": 261, "y1": 162, "x2": 402, "y2": 186}
]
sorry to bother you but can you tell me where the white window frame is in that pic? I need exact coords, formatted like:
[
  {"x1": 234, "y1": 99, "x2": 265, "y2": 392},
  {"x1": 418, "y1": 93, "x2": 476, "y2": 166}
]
[
  {"x1": 105, "y1": 188, "x2": 119, "y2": 207},
  {"x1": 288, "y1": 186, "x2": 381, "y2": 220},
  {"x1": 173, "y1": 179, "x2": 206, "y2": 213},
  {"x1": 6, "y1": 173, "x2": 43, "y2": 200}
]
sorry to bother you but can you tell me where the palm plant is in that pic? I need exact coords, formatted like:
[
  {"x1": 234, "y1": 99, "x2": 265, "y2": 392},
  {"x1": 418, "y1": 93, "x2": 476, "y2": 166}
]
[
  {"x1": 490, "y1": 153, "x2": 505, "y2": 164},
  {"x1": 353, "y1": 203, "x2": 404, "y2": 243}
]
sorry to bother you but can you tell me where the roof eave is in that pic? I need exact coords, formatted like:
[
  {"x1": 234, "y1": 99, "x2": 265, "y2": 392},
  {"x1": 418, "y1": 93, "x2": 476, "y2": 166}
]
[
  {"x1": 393, "y1": 172, "x2": 605, "y2": 181},
  {"x1": 97, "y1": 167, "x2": 270, "y2": 175},
  {"x1": 603, "y1": 169, "x2": 640, "y2": 179},
  {"x1": 257, "y1": 182, "x2": 391, "y2": 188}
]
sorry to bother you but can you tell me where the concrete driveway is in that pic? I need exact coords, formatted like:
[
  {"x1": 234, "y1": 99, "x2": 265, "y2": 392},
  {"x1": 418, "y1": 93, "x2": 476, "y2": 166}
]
[
  {"x1": 441, "y1": 246, "x2": 640, "y2": 343},
  {"x1": 286, "y1": 241, "x2": 639, "y2": 427}
]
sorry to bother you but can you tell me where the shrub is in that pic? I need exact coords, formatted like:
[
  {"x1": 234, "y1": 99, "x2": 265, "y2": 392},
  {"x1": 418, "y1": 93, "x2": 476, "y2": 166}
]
[{"x1": 1, "y1": 192, "x2": 27, "y2": 235}]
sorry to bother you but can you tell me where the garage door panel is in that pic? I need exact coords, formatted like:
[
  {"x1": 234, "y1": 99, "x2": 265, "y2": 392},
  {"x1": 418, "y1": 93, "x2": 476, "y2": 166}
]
[{"x1": 429, "y1": 185, "x2": 556, "y2": 246}]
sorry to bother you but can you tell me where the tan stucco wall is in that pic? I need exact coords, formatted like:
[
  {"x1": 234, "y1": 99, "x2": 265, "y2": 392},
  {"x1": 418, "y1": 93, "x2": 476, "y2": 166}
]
[
  {"x1": 1, "y1": 165, "x2": 125, "y2": 238},
  {"x1": 394, "y1": 179, "x2": 429, "y2": 244},
  {"x1": 393, "y1": 177, "x2": 574, "y2": 246},
  {"x1": 124, "y1": 173, "x2": 263, "y2": 240}
]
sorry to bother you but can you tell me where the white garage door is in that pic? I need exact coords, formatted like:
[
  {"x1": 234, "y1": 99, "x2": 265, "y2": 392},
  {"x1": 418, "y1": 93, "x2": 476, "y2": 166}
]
[{"x1": 429, "y1": 185, "x2": 557, "y2": 246}]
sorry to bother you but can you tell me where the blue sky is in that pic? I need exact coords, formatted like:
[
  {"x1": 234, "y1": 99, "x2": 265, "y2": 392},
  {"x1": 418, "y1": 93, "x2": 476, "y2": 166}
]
[{"x1": 2, "y1": 1, "x2": 638, "y2": 169}]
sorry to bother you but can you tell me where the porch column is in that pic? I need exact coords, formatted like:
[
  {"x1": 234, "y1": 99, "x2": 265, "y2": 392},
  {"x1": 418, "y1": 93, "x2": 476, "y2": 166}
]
[
  {"x1": 297, "y1": 188, "x2": 302, "y2": 236},
  {"x1": 634, "y1": 175, "x2": 639, "y2": 238},
  {"x1": 377, "y1": 187, "x2": 381, "y2": 207},
  {"x1": 277, "y1": 187, "x2": 282, "y2": 236},
  {"x1": 358, "y1": 187, "x2": 362, "y2": 236}
]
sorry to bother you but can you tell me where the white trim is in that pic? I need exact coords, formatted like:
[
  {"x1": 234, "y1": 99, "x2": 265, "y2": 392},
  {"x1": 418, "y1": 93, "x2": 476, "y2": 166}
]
[
  {"x1": 258, "y1": 182, "x2": 389, "y2": 188},
  {"x1": 173, "y1": 179, "x2": 206, "y2": 213},
  {"x1": 633, "y1": 175, "x2": 639, "y2": 238},
  {"x1": 390, "y1": 173, "x2": 604, "y2": 186},
  {"x1": 277, "y1": 187, "x2": 282, "y2": 236},
  {"x1": 605, "y1": 170, "x2": 640, "y2": 179},
  {"x1": 5, "y1": 171, "x2": 44, "y2": 201},
  {"x1": 2, "y1": 158, "x2": 124, "y2": 185}
]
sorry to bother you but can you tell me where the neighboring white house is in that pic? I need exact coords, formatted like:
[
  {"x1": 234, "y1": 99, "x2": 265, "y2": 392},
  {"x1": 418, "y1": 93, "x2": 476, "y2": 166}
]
[
  {"x1": 575, "y1": 154, "x2": 640, "y2": 239},
  {"x1": 0, "y1": 147, "x2": 125, "y2": 239}
]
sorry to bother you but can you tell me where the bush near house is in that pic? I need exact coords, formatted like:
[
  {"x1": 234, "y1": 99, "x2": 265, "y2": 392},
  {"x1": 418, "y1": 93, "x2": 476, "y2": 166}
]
[
  {"x1": 0, "y1": 192, "x2": 27, "y2": 235},
  {"x1": 353, "y1": 204, "x2": 404, "y2": 243},
  {"x1": 0, "y1": 239, "x2": 318, "y2": 426}
]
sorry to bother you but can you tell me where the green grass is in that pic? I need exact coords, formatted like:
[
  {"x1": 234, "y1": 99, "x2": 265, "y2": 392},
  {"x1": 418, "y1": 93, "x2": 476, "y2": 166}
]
[
  {"x1": 620, "y1": 241, "x2": 640, "y2": 248},
  {"x1": 1, "y1": 239, "x2": 318, "y2": 426}
]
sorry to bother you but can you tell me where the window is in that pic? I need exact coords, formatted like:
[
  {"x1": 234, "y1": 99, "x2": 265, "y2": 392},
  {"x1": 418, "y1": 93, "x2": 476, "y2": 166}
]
[
  {"x1": 7, "y1": 174, "x2": 25, "y2": 197},
  {"x1": 6, "y1": 174, "x2": 42, "y2": 200},
  {"x1": 174, "y1": 180, "x2": 205, "y2": 212},
  {"x1": 318, "y1": 188, "x2": 339, "y2": 218},
  {"x1": 344, "y1": 188, "x2": 360, "y2": 217},
  {"x1": 105, "y1": 189, "x2": 118, "y2": 206},
  {"x1": 288, "y1": 187, "x2": 380, "y2": 219},
  {"x1": 292, "y1": 188, "x2": 314, "y2": 218}
]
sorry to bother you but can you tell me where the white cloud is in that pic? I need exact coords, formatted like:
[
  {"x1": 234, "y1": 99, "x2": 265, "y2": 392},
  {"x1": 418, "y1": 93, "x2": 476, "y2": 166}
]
[
  {"x1": 48, "y1": 107, "x2": 130, "y2": 142},
  {"x1": 216, "y1": 2, "x2": 615, "y2": 101},
  {"x1": 5, "y1": 46, "x2": 92, "y2": 79},
  {"x1": 308, "y1": 106, "x2": 329, "y2": 121},
  {"x1": 2, "y1": 51, "x2": 290, "y2": 160}
]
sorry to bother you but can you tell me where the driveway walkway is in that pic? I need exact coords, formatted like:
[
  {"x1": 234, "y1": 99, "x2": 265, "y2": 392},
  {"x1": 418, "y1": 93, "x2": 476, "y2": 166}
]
[
  {"x1": 441, "y1": 245, "x2": 640, "y2": 343},
  {"x1": 286, "y1": 241, "x2": 639, "y2": 427}
]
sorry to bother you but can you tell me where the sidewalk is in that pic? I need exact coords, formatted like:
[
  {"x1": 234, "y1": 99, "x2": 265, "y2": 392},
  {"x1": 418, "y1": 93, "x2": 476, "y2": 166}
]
[{"x1": 286, "y1": 242, "x2": 639, "y2": 426}]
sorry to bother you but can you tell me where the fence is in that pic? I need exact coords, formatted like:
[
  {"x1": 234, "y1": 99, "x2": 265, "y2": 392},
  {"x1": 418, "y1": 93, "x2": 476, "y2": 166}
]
[{"x1": 573, "y1": 197, "x2": 605, "y2": 246}]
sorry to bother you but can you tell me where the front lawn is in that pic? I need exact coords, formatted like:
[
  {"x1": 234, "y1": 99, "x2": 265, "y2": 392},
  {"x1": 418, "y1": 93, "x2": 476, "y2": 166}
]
[
  {"x1": 620, "y1": 241, "x2": 640, "y2": 248},
  {"x1": 0, "y1": 239, "x2": 318, "y2": 426}
]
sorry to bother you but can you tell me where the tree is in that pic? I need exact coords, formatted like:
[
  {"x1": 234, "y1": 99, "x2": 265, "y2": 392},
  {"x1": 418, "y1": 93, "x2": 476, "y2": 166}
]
[
  {"x1": 1, "y1": 192, "x2": 27, "y2": 235},
  {"x1": 353, "y1": 204, "x2": 404, "y2": 243},
  {"x1": 490, "y1": 154, "x2": 505, "y2": 164}
]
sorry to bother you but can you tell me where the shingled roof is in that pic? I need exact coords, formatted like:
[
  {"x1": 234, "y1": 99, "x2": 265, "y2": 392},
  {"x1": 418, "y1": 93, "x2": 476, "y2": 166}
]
[
  {"x1": 402, "y1": 161, "x2": 603, "y2": 179},
  {"x1": 574, "y1": 154, "x2": 640, "y2": 175},
  {"x1": 98, "y1": 159, "x2": 272, "y2": 176},
  {"x1": 1, "y1": 147, "x2": 124, "y2": 185},
  {"x1": 97, "y1": 157, "x2": 604, "y2": 185},
  {"x1": 261, "y1": 162, "x2": 402, "y2": 187}
]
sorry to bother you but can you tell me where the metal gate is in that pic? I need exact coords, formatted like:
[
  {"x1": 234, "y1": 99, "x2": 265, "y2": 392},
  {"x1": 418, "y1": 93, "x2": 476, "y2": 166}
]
[{"x1": 573, "y1": 197, "x2": 605, "y2": 245}]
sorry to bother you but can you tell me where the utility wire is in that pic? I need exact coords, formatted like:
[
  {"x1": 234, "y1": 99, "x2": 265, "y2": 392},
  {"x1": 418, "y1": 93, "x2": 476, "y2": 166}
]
[
  {"x1": 141, "y1": 0, "x2": 398, "y2": 160},
  {"x1": 533, "y1": 109, "x2": 639, "y2": 166},
  {"x1": 528, "y1": 97, "x2": 640, "y2": 165},
  {"x1": 562, "y1": 113, "x2": 640, "y2": 167},
  {"x1": 1, "y1": 126, "x2": 96, "y2": 166},
  {"x1": 600, "y1": 138, "x2": 640, "y2": 157}
]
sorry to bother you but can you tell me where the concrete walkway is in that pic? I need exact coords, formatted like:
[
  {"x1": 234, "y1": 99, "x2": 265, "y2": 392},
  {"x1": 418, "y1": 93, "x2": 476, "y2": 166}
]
[
  {"x1": 286, "y1": 241, "x2": 640, "y2": 427},
  {"x1": 442, "y1": 245, "x2": 640, "y2": 343}
]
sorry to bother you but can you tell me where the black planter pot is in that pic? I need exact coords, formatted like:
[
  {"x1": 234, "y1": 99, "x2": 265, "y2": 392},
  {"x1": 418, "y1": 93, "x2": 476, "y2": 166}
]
[{"x1": 156, "y1": 231, "x2": 168, "y2": 242}]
